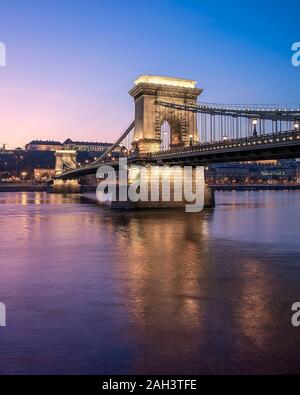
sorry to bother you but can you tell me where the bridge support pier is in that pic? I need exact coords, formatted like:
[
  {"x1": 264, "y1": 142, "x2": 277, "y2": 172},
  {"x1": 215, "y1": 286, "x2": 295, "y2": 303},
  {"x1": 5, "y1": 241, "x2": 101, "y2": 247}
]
[
  {"x1": 99, "y1": 164, "x2": 215, "y2": 211},
  {"x1": 204, "y1": 184, "x2": 215, "y2": 209},
  {"x1": 52, "y1": 179, "x2": 80, "y2": 193}
]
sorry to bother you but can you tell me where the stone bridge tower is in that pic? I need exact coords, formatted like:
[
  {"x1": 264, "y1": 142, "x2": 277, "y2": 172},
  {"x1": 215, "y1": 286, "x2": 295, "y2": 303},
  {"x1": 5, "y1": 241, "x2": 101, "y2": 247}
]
[
  {"x1": 53, "y1": 150, "x2": 80, "y2": 193},
  {"x1": 54, "y1": 150, "x2": 78, "y2": 176},
  {"x1": 129, "y1": 75, "x2": 203, "y2": 154}
]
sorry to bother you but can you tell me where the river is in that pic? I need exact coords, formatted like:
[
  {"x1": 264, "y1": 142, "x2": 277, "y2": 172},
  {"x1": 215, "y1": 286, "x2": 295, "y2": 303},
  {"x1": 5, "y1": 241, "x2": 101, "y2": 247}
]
[{"x1": 0, "y1": 191, "x2": 300, "y2": 374}]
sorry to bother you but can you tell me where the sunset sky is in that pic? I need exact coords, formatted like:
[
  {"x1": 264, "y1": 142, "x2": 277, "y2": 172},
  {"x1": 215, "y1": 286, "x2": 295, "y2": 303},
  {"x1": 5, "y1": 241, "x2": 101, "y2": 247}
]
[{"x1": 0, "y1": 0, "x2": 299, "y2": 149}]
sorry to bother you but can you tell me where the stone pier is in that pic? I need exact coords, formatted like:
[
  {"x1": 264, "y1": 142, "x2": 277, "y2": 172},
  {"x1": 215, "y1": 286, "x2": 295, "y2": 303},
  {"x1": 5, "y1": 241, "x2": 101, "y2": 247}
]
[
  {"x1": 204, "y1": 183, "x2": 215, "y2": 209},
  {"x1": 97, "y1": 164, "x2": 215, "y2": 211}
]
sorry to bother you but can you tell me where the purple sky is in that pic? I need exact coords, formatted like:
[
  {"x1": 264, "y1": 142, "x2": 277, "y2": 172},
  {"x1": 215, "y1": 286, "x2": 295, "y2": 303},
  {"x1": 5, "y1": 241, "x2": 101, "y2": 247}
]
[{"x1": 0, "y1": 0, "x2": 299, "y2": 149}]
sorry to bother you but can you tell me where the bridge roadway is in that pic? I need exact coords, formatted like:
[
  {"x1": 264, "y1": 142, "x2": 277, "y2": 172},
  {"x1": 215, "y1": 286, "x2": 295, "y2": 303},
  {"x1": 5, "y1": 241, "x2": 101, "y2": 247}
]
[
  {"x1": 151, "y1": 129, "x2": 300, "y2": 165},
  {"x1": 57, "y1": 129, "x2": 300, "y2": 179}
]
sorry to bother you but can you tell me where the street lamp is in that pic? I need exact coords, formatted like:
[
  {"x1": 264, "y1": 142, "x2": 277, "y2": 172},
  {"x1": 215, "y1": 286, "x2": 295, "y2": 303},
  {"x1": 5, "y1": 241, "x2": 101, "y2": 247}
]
[
  {"x1": 189, "y1": 134, "x2": 193, "y2": 147},
  {"x1": 252, "y1": 119, "x2": 258, "y2": 136},
  {"x1": 294, "y1": 121, "x2": 300, "y2": 131}
]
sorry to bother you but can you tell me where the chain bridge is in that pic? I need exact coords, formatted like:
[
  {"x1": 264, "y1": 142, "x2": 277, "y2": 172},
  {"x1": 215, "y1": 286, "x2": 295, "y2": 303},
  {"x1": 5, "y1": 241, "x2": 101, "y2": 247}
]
[{"x1": 53, "y1": 75, "x2": 300, "y2": 209}]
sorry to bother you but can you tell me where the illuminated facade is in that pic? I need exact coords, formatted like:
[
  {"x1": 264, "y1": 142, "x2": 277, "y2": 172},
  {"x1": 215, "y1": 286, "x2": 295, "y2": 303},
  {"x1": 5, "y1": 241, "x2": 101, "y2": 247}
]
[
  {"x1": 26, "y1": 140, "x2": 64, "y2": 151},
  {"x1": 134, "y1": 75, "x2": 197, "y2": 89},
  {"x1": 33, "y1": 168, "x2": 55, "y2": 181},
  {"x1": 63, "y1": 139, "x2": 117, "y2": 152},
  {"x1": 54, "y1": 150, "x2": 77, "y2": 176},
  {"x1": 129, "y1": 75, "x2": 202, "y2": 154}
]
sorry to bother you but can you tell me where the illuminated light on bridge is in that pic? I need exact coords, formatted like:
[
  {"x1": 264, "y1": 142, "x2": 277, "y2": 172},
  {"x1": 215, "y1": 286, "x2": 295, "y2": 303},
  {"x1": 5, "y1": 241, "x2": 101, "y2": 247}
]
[
  {"x1": 252, "y1": 119, "x2": 258, "y2": 136},
  {"x1": 134, "y1": 75, "x2": 197, "y2": 89}
]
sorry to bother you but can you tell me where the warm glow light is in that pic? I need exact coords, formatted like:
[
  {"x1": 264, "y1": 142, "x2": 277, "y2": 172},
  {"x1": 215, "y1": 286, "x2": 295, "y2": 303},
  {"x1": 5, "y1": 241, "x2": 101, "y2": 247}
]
[
  {"x1": 134, "y1": 75, "x2": 197, "y2": 89},
  {"x1": 55, "y1": 149, "x2": 77, "y2": 154},
  {"x1": 252, "y1": 119, "x2": 258, "y2": 126}
]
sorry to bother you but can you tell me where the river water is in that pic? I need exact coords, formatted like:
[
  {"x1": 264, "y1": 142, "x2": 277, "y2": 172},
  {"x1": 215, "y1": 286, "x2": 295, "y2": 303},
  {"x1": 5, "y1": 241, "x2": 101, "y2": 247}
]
[{"x1": 0, "y1": 191, "x2": 300, "y2": 374}]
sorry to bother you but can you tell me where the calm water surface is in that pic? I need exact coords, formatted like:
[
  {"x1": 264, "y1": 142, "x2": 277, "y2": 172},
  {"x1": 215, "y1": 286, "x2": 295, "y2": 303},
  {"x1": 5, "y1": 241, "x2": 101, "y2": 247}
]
[{"x1": 0, "y1": 191, "x2": 300, "y2": 374}]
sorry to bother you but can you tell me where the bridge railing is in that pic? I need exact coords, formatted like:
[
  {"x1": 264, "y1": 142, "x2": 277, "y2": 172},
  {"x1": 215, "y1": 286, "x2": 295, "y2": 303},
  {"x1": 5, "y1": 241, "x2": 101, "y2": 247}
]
[{"x1": 197, "y1": 102, "x2": 300, "y2": 111}]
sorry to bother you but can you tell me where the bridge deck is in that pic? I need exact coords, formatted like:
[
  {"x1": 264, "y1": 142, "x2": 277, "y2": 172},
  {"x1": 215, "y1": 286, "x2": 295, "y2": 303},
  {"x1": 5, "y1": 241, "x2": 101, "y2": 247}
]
[
  {"x1": 151, "y1": 130, "x2": 300, "y2": 165},
  {"x1": 57, "y1": 130, "x2": 300, "y2": 179}
]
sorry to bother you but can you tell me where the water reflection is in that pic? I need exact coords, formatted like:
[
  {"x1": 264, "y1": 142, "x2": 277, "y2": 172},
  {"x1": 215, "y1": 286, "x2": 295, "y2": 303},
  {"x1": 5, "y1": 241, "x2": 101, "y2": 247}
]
[
  {"x1": 0, "y1": 191, "x2": 299, "y2": 374},
  {"x1": 235, "y1": 258, "x2": 273, "y2": 346}
]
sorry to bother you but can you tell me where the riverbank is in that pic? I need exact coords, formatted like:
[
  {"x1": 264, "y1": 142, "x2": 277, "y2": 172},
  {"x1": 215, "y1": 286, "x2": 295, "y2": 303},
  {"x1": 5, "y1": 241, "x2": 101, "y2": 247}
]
[
  {"x1": 0, "y1": 184, "x2": 96, "y2": 193},
  {"x1": 211, "y1": 184, "x2": 300, "y2": 191},
  {"x1": 0, "y1": 184, "x2": 48, "y2": 192},
  {"x1": 1, "y1": 183, "x2": 300, "y2": 193}
]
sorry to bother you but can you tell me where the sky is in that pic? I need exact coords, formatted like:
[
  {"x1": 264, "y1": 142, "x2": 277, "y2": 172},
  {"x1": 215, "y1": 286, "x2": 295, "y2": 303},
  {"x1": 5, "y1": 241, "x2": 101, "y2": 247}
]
[{"x1": 0, "y1": 0, "x2": 299, "y2": 149}]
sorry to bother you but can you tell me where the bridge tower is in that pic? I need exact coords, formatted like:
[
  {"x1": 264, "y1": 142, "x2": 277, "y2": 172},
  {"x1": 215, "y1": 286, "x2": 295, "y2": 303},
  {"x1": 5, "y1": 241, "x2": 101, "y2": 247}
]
[
  {"x1": 54, "y1": 150, "x2": 78, "y2": 176},
  {"x1": 53, "y1": 150, "x2": 80, "y2": 193},
  {"x1": 129, "y1": 75, "x2": 202, "y2": 155}
]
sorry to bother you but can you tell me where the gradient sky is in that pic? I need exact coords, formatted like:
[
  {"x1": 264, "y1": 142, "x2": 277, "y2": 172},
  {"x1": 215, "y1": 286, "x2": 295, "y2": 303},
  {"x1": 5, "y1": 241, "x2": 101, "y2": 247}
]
[{"x1": 0, "y1": 0, "x2": 299, "y2": 148}]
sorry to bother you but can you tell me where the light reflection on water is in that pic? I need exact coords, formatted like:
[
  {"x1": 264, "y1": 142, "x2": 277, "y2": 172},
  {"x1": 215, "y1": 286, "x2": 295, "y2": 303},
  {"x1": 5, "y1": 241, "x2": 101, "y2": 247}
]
[{"x1": 0, "y1": 191, "x2": 300, "y2": 374}]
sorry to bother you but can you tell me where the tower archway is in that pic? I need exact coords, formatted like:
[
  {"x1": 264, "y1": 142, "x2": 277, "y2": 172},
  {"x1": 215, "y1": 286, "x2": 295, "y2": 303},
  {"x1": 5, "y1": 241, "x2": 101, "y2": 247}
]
[{"x1": 161, "y1": 120, "x2": 170, "y2": 150}]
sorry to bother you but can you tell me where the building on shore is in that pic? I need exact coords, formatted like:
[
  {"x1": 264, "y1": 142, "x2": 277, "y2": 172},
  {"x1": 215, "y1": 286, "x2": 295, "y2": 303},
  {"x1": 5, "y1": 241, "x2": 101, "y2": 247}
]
[
  {"x1": 25, "y1": 138, "x2": 118, "y2": 153},
  {"x1": 26, "y1": 140, "x2": 64, "y2": 151},
  {"x1": 206, "y1": 160, "x2": 299, "y2": 185},
  {"x1": 33, "y1": 168, "x2": 56, "y2": 182},
  {"x1": 63, "y1": 139, "x2": 117, "y2": 152}
]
